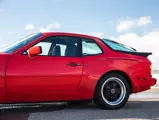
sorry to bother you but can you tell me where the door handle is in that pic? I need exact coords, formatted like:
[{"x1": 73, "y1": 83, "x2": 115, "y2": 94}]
[{"x1": 67, "y1": 62, "x2": 81, "y2": 67}]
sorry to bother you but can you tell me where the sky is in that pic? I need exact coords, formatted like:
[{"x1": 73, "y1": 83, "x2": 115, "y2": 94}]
[{"x1": 0, "y1": 0, "x2": 159, "y2": 69}]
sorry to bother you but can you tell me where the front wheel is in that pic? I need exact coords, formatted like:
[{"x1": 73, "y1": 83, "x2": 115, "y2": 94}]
[{"x1": 94, "y1": 73, "x2": 130, "y2": 110}]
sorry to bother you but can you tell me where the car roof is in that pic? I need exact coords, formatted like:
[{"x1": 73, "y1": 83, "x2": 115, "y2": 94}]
[{"x1": 39, "y1": 31, "x2": 101, "y2": 40}]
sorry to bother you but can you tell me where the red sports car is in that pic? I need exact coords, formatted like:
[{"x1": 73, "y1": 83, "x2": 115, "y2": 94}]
[{"x1": 0, "y1": 32, "x2": 156, "y2": 109}]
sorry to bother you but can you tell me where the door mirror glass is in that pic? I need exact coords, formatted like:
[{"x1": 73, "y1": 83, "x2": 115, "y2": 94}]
[{"x1": 28, "y1": 46, "x2": 42, "y2": 57}]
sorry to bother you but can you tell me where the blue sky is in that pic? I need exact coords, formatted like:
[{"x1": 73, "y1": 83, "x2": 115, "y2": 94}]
[
  {"x1": 0, "y1": 0, "x2": 159, "y2": 68},
  {"x1": 0, "y1": 0, "x2": 159, "y2": 39}
]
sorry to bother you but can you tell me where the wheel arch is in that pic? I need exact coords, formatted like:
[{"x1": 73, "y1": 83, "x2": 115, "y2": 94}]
[{"x1": 94, "y1": 70, "x2": 133, "y2": 96}]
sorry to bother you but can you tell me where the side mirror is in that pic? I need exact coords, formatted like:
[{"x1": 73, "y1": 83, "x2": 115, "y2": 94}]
[{"x1": 28, "y1": 46, "x2": 42, "y2": 57}]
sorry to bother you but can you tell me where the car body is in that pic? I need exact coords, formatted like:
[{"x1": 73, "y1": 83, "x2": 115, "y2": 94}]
[{"x1": 0, "y1": 32, "x2": 156, "y2": 109}]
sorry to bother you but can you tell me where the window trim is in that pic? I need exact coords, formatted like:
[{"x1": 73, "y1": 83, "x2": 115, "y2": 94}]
[
  {"x1": 80, "y1": 37, "x2": 104, "y2": 57},
  {"x1": 21, "y1": 35, "x2": 81, "y2": 58}
]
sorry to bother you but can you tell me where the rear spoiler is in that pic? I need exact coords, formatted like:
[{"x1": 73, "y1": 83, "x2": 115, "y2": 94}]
[
  {"x1": 130, "y1": 52, "x2": 152, "y2": 57},
  {"x1": 116, "y1": 50, "x2": 152, "y2": 57}
]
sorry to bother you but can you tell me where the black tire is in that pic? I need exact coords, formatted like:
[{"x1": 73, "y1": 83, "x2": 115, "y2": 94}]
[{"x1": 94, "y1": 72, "x2": 130, "y2": 110}]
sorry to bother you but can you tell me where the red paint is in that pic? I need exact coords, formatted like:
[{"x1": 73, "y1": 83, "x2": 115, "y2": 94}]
[{"x1": 0, "y1": 32, "x2": 156, "y2": 103}]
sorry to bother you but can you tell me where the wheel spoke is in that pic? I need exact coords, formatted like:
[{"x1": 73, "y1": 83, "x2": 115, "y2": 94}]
[
  {"x1": 105, "y1": 84, "x2": 111, "y2": 90},
  {"x1": 115, "y1": 87, "x2": 121, "y2": 94},
  {"x1": 108, "y1": 95, "x2": 112, "y2": 101},
  {"x1": 103, "y1": 91, "x2": 111, "y2": 97},
  {"x1": 112, "y1": 82, "x2": 117, "y2": 88},
  {"x1": 110, "y1": 82, "x2": 114, "y2": 89},
  {"x1": 113, "y1": 94, "x2": 119, "y2": 101}
]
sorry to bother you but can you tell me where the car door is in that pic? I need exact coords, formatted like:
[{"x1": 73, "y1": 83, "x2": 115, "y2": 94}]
[{"x1": 6, "y1": 35, "x2": 83, "y2": 103}]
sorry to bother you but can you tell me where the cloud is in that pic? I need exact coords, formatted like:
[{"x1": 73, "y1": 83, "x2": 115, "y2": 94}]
[
  {"x1": 89, "y1": 32, "x2": 104, "y2": 38},
  {"x1": 116, "y1": 19, "x2": 135, "y2": 32},
  {"x1": 47, "y1": 23, "x2": 60, "y2": 29},
  {"x1": 116, "y1": 16, "x2": 152, "y2": 32},
  {"x1": 93, "y1": 32, "x2": 104, "y2": 37},
  {"x1": 25, "y1": 24, "x2": 35, "y2": 30},
  {"x1": 138, "y1": 16, "x2": 152, "y2": 26},
  {"x1": 39, "y1": 28, "x2": 49, "y2": 32},
  {"x1": 39, "y1": 22, "x2": 61, "y2": 32},
  {"x1": 114, "y1": 30, "x2": 159, "y2": 69}
]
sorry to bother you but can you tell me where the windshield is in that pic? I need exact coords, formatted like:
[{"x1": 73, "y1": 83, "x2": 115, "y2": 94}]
[
  {"x1": 101, "y1": 39, "x2": 136, "y2": 52},
  {"x1": 0, "y1": 33, "x2": 43, "y2": 53}
]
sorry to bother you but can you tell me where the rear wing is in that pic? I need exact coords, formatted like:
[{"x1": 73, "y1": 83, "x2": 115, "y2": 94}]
[{"x1": 116, "y1": 50, "x2": 152, "y2": 57}]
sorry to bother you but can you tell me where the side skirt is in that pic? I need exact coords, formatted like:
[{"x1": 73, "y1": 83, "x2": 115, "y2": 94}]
[{"x1": 0, "y1": 102, "x2": 67, "y2": 109}]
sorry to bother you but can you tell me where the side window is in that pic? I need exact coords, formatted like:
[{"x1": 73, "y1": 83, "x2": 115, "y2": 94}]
[
  {"x1": 55, "y1": 44, "x2": 67, "y2": 56},
  {"x1": 82, "y1": 38, "x2": 103, "y2": 56},
  {"x1": 24, "y1": 36, "x2": 79, "y2": 57},
  {"x1": 51, "y1": 36, "x2": 79, "y2": 57},
  {"x1": 34, "y1": 42, "x2": 52, "y2": 55},
  {"x1": 23, "y1": 41, "x2": 52, "y2": 55}
]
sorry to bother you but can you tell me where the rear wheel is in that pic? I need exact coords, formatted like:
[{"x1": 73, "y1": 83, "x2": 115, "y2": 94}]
[{"x1": 94, "y1": 73, "x2": 130, "y2": 110}]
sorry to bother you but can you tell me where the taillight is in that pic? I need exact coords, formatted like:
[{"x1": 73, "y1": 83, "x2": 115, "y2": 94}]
[
  {"x1": 149, "y1": 64, "x2": 152, "y2": 76},
  {"x1": 150, "y1": 65, "x2": 152, "y2": 70}
]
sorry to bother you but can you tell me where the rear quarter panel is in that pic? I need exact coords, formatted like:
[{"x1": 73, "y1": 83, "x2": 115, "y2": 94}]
[
  {"x1": 77, "y1": 37, "x2": 151, "y2": 99},
  {"x1": 77, "y1": 50, "x2": 140, "y2": 99}
]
